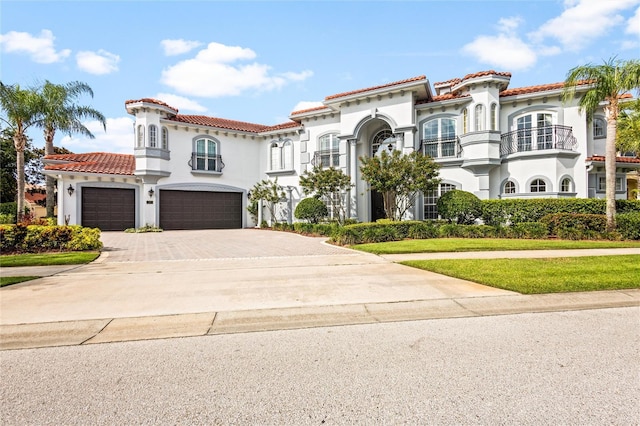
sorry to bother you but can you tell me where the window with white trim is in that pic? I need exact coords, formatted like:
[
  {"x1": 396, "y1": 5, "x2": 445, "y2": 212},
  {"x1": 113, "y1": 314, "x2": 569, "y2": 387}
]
[
  {"x1": 598, "y1": 176, "x2": 623, "y2": 192},
  {"x1": 149, "y1": 125, "x2": 157, "y2": 148},
  {"x1": 318, "y1": 133, "x2": 340, "y2": 167},
  {"x1": 371, "y1": 129, "x2": 393, "y2": 156},
  {"x1": 136, "y1": 125, "x2": 144, "y2": 147},
  {"x1": 490, "y1": 103, "x2": 498, "y2": 131},
  {"x1": 530, "y1": 179, "x2": 546, "y2": 193},
  {"x1": 161, "y1": 127, "x2": 169, "y2": 150},
  {"x1": 193, "y1": 138, "x2": 220, "y2": 171},
  {"x1": 462, "y1": 108, "x2": 468, "y2": 134},
  {"x1": 504, "y1": 180, "x2": 516, "y2": 194},
  {"x1": 422, "y1": 118, "x2": 457, "y2": 158},
  {"x1": 593, "y1": 118, "x2": 606, "y2": 139},
  {"x1": 475, "y1": 104, "x2": 485, "y2": 131},
  {"x1": 516, "y1": 112, "x2": 554, "y2": 151},
  {"x1": 270, "y1": 140, "x2": 293, "y2": 171},
  {"x1": 424, "y1": 183, "x2": 456, "y2": 220},
  {"x1": 560, "y1": 178, "x2": 572, "y2": 192}
]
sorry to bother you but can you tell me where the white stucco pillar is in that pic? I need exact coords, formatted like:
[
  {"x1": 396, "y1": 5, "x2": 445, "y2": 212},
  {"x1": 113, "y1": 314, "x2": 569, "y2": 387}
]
[
  {"x1": 477, "y1": 174, "x2": 491, "y2": 200},
  {"x1": 286, "y1": 186, "x2": 293, "y2": 224},
  {"x1": 257, "y1": 200, "x2": 263, "y2": 228},
  {"x1": 349, "y1": 139, "x2": 358, "y2": 219}
]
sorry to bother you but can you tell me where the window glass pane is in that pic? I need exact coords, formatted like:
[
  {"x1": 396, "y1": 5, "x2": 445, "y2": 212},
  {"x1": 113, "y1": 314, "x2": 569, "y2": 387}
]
[
  {"x1": 149, "y1": 125, "x2": 157, "y2": 147},
  {"x1": 271, "y1": 144, "x2": 281, "y2": 170},
  {"x1": 319, "y1": 135, "x2": 330, "y2": 151},
  {"x1": 283, "y1": 141, "x2": 292, "y2": 170},
  {"x1": 517, "y1": 115, "x2": 532, "y2": 151},
  {"x1": 331, "y1": 134, "x2": 339, "y2": 150},
  {"x1": 442, "y1": 119, "x2": 456, "y2": 139},
  {"x1": 424, "y1": 120, "x2": 438, "y2": 140},
  {"x1": 208, "y1": 140, "x2": 216, "y2": 155},
  {"x1": 505, "y1": 181, "x2": 515, "y2": 194},
  {"x1": 475, "y1": 104, "x2": 484, "y2": 131},
  {"x1": 196, "y1": 140, "x2": 205, "y2": 155},
  {"x1": 161, "y1": 128, "x2": 168, "y2": 149},
  {"x1": 491, "y1": 104, "x2": 497, "y2": 131}
]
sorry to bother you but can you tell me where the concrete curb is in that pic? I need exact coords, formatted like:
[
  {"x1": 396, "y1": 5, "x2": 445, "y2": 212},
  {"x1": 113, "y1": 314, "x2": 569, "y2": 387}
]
[{"x1": 2, "y1": 289, "x2": 638, "y2": 351}]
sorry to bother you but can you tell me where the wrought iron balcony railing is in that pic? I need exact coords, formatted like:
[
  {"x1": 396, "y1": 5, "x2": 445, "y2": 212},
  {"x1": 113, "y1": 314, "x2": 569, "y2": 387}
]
[
  {"x1": 311, "y1": 150, "x2": 340, "y2": 168},
  {"x1": 500, "y1": 125, "x2": 577, "y2": 157},
  {"x1": 420, "y1": 137, "x2": 461, "y2": 159},
  {"x1": 191, "y1": 153, "x2": 225, "y2": 172}
]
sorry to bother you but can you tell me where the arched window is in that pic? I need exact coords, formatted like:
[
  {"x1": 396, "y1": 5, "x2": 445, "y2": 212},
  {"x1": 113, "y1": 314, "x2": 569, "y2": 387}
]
[
  {"x1": 282, "y1": 140, "x2": 293, "y2": 170},
  {"x1": 530, "y1": 179, "x2": 546, "y2": 193},
  {"x1": 593, "y1": 117, "x2": 606, "y2": 139},
  {"x1": 475, "y1": 104, "x2": 485, "y2": 131},
  {"x1": 371, "y1": 129, "x2": 393, "y2": 157},
  {"x1": 270, "y1": 139, "x2": 294, "y2": 171},
  {"x1": 490, "y1": 103, "x2": 498, "y2": 131},
  {"x1": 504, "y1": 181, "x2": 516, "y2": 194},
  {"x1": 193, "y1": 138, "x2": 219, "y2": 171},
  {"x1": 560, "y1": 177, "x2": 572, "y2": 192},
  {"x1": 462, "y1": 109, "x2": 468, "y2": 134},
  {"x1": 318, "y1": 133, "x2": 340, "y2": 167},
  {"x1": 270, "y1": 142, "x2": 281, "y2": 170},
  {"x1": 136, "y1": 125, "x2": 144, "y2": 147},
  {"x1": 148, "y1": 125, "x2": 157, "y2": 148},
  {"x1": 161, "y1": 127, "x2": 169, "y2": 150},
  {"x1": 422, "y1": 118, "x2": 457, "y2": 158}
]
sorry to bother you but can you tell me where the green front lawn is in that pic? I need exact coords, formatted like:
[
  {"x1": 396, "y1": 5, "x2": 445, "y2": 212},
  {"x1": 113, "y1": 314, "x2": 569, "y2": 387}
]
[
  {"x1": 0, "y1": 276, "x2": 40, "y2": 287},
  {"x1": 0, "y1": 251, "x2": 100, "y2": 267},
  {"x1": 353, "y1": 238, "x2": 640, "y2": 255},
  {"x1": 402, "y1": 255, "x2": 640, "y2": 294}
]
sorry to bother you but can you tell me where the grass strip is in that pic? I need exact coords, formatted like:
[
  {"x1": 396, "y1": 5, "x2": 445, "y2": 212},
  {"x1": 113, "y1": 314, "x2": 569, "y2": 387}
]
[
  {"x1": 0, "y1": 252, "x2": 100, "y2": 267},
  {"x1": 401, "y1": 255, "x2": 640, "y2": 294},
  {"x1": 354, "y1": 238, "x2": 640, "y2": 255},
  {"x1": 0, "y1": 276, "x2": 40, "y2": 287}
]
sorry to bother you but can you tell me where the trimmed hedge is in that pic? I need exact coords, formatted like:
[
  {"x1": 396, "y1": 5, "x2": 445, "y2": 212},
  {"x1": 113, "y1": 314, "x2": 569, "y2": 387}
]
[
  {"x1": 481, "y1": 198, "x2": 640, "y2": 226},
  {"x1": 617, "y1": 213, "x2": 640, "y2": 240},
  {"x1": 540, "y1": 213, "x2": 607, "y2": 236},
  {"x1": 0, "y1": 224, "x2": 103, "y2": 253},
  {"x1": 437, "y1": 190, "x2": 482, "y2": 224},
  {"x1": 294, "y1": 197, "x2": 328, "y2": 224},
  {"x1": 332, "y1": 221, "x2": 438, "y2": 245}
]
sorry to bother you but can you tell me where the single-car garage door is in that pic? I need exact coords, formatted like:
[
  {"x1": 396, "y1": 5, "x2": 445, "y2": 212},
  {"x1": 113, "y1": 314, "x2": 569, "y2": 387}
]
[
  {"x1": 159, "y1": 190, "x2": 242, "y2": 230},
  {"x1": 82, "y1": 187, "x2": 135, "y2": 231}
]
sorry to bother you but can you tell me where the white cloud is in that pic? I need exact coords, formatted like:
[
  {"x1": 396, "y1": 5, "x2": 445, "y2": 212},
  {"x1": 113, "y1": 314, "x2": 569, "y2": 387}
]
[
  {"x1": 291, "y1": 101, "x2": 323, "y2": 113},
  {"x1": 76, "y1": 49, "x2": 120, "y2": 75},
  {"x1": 462, "y1": 34, "x2": 537, "y2": 71},
  {"x1": 59, "y1": 117, "x2": 133, "y2": 154},
  {"x1": 626, "y1": 6, "x2": 640, "y2": 35},
  {"x1": 0, "y1": 29, "x2": 70, "y2": 63},
  {"x1": 154, "y1": 93, "x2": 207, "y2": 112},
  {"x1": 161, "y1": 42, "x2": 313, "y2": 98},
  {"x1": 530, "y1": 0, "x2": 640, "y2": 51},
  {"x1": 496, "y1": 16, "x2": 523, "y2": 35},
  {"x1": 160, "y1": 39, "x2": 202, "y2": 56}
]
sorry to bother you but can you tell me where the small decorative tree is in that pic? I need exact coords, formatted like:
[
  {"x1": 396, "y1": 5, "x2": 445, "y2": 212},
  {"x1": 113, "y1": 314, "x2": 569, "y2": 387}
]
[
  {"x1": 436, "y1": 190, "x2": 482, "y2": 224},
  {"x1": 360, "y1": 150, "x2": 440, "y2": 221},
  {"x1": 294, "y1": 197, "x2": 328, "y2": 223},
  {"x1": 248, "y1": 178, "x2": 285, "y2": 226},
  {"x1": 299, "y1": 165, "x2": 352, "y2": 224}
]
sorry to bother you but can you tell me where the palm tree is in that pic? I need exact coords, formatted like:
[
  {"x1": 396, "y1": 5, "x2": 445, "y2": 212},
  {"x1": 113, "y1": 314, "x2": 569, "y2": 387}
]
[
  {"x1": 563, "y1": 57, "x2": 640, "y2": 231},
  {"x1": 38, "y1": 81, "x2": 106, "y2": 217},
  {"x1": 0, "y1": 82, "x2": 42, "y2": 222}
]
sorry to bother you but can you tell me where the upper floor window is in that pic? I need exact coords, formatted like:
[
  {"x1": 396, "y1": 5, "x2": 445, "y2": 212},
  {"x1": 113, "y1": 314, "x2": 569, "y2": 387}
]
[
  {"x1": 193, "y1": 138, "x2": 220, "y2": 172},
  {"x1": 136, "y1": 125, "x2": 144, "y2": 147},
  {"x1": 318, "y1": 133, "x2": 340, "y2": 167},
  {"x1": 462, "y1": 108, "x2": 469, "y2": 134},
  {"x1": 422, "y1": 118, "x2": 457, "y2": 158},
  {"x1": 530, "y1": 179, "x2": 546, "y2": 193},
  {"x1": 516, "y1": 113, "x2": 554, "y2": 151},
  {"x1": 593, "y1": 117, "x2": 606, "y2": 139},
  {"x1": 270, "y1": 140, "x2": 293, "y2": 171},
  {"x1": 490, "y1": 103, "x2": 498, "y2": 131},
  {"x1": 161, "y1": 127, "x2": 169, "y2": 150},
  {"x1": 504, "y1": 180, "x2": 516, "y2": 194},
  {"x1": 149, "y1": 125, "x2": 157, "y2": 148},
  {"x1": 475, "y1": 104, "x2": 485, "y2": 131}
]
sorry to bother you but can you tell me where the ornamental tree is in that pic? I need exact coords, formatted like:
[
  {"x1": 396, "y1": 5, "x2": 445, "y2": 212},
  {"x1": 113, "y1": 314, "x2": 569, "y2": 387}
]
[
  {"x1": 248, "y1": 178, "x2": 285, "y2": 225},
  {"x1": 299, "y1": 165, "x2": 352, "y2": 224}
]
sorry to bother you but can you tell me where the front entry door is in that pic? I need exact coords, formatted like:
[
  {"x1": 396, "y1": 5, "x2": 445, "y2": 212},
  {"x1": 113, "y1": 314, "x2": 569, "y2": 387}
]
[{"x1": 371, "y1": 190, "x2": 386, "y2": 222}]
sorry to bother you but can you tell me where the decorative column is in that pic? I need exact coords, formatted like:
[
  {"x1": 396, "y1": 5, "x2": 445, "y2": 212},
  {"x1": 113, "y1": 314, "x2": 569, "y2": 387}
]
[
  {"x1": 286, "y1": 186, "x2": 293, "y2": 224},
  {"x1": 349, "y1": 139, "x2": 358, "y2": 219},
  {"x1": 257, "y1": 200, "x2": 263, "y2": 228}
]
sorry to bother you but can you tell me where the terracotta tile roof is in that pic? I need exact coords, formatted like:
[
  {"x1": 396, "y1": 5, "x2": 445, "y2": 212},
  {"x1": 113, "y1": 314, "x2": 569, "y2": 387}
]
[
  {"x1": 25, "y1": 192, "x2": 46, "y2": 203},
  {"x1": 263, "y1": 121, "x2": 301, "y2": 132},
  {"x1": 166, "y1": 115, "x2": 268, "y2": 133},
  {"x1": 433, "y1": 78, "x2": 462, "y2": 87},
  {"x1": 325, "y1": 75, "x2": 427, "y2": 101},
  {"x1": 500, "y1": 80, "x2": 591, "y2": 97},
  {"x1": 290, "y1": 105, "x2": 331, "y2": 116},
  {"x1": 44, "y1": 152, "x2": 135, "y2": 175},
  {"x1": 586, "y1": 155, "x2": 640, "y2": 164},
  {"x1": 415, "y1": 93, "x2": 470, "y2": 105},
  {"x1": 125, "y1": 98, "x2": 178, "y2": 113},
  {"x1": 461, "y1": 70, "x2": 511, "y2": 82}
]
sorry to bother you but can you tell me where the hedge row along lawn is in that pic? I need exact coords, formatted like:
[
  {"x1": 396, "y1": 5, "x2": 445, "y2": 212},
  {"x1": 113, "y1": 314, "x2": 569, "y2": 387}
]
[
  {"x1": 401, "y1": 255, "x2": 640, "y2": 294},
  {"x1": 353, "y1": 238, "x2": 640, "y2": 255},
  {"x1": 0, "y1": 252, "x2": 100, "y2": 267}
]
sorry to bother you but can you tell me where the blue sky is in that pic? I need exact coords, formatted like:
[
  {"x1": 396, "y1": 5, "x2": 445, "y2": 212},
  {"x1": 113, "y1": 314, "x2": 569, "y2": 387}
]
[{"x1": 1, "y1": 0, "x2": 639, "y2": 154}]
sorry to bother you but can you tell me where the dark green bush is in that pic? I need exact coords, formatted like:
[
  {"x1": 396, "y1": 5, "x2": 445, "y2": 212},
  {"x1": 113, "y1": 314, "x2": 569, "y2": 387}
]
[
  {"x1": 272, "y1": 222, "x2": 294, "y2": 232},
  {"x1": 437, "y1": 190, "x2": 481, "y2": 224},
  {"x1": 0, "y1": 224, "x2": 102, "y2": 253},
  {"x1": 293, "y1": 222, "x2": 336, "y2": 236},
  {"x1": 332, "y1": 221, "x2": 432, "y2": 245},
  {"x1": 506, "y1": 222, "x2": 549, "y2": 239},
  {"x1": 540, "y1": 213, "x2": 607, "y2": 237},
  {"x1": 616, "y1": 212, "x2": 640, "y2": 240},
  {"x1": 294, "y1": 197, "x2": 328, "y2": 224}
]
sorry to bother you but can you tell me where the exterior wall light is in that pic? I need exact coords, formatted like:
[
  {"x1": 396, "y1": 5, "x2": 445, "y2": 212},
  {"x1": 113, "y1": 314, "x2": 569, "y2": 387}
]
[
  {"x1": 67, "y1": 184, "x2": 75, "y2": 196},
  {"x1": 148, "y1": 188, "x2": 155, "y2": 198}
]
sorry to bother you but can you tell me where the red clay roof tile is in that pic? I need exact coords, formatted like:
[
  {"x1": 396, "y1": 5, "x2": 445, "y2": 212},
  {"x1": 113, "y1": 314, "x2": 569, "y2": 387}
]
[
  {"x1": 586, "y1": 155, "x2": 640, "y2": 164},
  {"x1": 125, "y1": 98, "x2": 178, "y2": 113},
  {"x1": 325, "y1": 75, "x2": 427, "y2": 101},
  {"x1": 263, "y1": 121, "x2": 301, "y2": 132},
  {"x1": 166, "y1": 115, "x2": 269, "y2": 133},
  {"x1": 290, "y1": 105, "x2": 331, "y2": 116},
  {"x1": 44, "y1": 152, "x2": 135, "y2": 175},
  {"x1": 461, "y1": 70, "x2": 511, "y2": 82},
  {"x1": 500, "y1": 80, "x2": 592, "y2": 97}
]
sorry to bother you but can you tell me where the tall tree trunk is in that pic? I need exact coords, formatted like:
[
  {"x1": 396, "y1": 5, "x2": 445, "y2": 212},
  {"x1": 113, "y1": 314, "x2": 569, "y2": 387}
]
[
  {"x1": 605, "y1": 116, "x2": 617, "y2": 232},
  {"x1": 44, "y1": 127, "x2": 55, "y2": 217},
  {"x1": 14, "y1": 134, "x2": 26, "y2": 222}
]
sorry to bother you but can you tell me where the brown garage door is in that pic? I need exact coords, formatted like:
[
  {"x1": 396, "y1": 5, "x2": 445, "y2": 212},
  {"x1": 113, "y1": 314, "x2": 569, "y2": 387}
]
[
  {"x1": 159, "y1": 190, "x2": 242, "y2": 230},
  {"x1": 82, "y1": 187, "x2": 135, "y2": 231}
]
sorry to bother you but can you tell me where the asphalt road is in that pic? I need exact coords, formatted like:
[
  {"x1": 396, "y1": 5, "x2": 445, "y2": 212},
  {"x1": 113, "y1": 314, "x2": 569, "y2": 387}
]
[{"x1": 1, "y1": 307, "x2": 639, "y2": 425}]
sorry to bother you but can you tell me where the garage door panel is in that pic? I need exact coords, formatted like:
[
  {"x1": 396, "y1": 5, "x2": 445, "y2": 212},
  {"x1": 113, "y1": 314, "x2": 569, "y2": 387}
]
[
  {"x1": 82, "y1": 187, "x2": 135, "y2": 231},
  {"x1": 159, "y1": 190, "x2": 242, "y2": 230}
]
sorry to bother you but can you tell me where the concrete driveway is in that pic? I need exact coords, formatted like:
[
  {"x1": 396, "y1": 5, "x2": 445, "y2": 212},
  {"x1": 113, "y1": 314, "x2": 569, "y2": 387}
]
[{"x1": 0, "y1": 229, "x2": 511, "y2": 325}]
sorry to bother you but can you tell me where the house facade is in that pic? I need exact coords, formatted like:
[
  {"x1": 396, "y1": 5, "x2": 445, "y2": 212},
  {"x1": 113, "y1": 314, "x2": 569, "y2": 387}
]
[{"x1": 44, "y1": 70, "x2": 640, "y2": 231}]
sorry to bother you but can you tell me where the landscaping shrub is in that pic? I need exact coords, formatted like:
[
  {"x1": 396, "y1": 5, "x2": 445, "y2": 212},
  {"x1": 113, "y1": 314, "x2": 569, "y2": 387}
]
[
  {"x1": 294, "y1": 197, "x2": 328, "y2": 224},
  {"x1": 0, "y1": 224, "x2": 102, "y2": 253},
  {"x1": 616, "y1": 212, "x2": 640, "y2": 240},
  {"x1": 0, "y1": 213, "x2": 14, "y2": 224},
  {"x1": 437, "y1": 190, "x2": 482, "y2": 224},
  {"x1": 332, "y1": 221, "x2": 436, "y2": 245},
  {"x1": 438, "y1": 224, "x2": 499, "y2": 238},
  {"x1": 272, "y1": 222, "x2": 294, "y2": 232},
  {"x1": 407, "y1": 222, "x2": 439, "y2": 239},
  {"x1": 506, "y1": 222, "x2": 549, "y2": 239},
  {"x1": 540, "y1": 213, "x2": 608, "y2": 237}
]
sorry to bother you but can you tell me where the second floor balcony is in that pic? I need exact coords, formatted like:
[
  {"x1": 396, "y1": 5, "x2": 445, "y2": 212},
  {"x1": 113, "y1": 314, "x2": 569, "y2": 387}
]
[
  {"x1": 191, "y1": 153, "x2": 225, "y2": 173},
  {"x1": 500, "y1": 125, "x2": 577, "y2": 157},
  {"x1": 420, "y1": 137, "x2": 462, "y2": 159}
]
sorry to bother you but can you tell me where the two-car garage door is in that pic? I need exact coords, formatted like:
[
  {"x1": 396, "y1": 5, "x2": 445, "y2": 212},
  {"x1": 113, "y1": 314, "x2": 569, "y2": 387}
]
[
  {"x1": 81, "y1": 187, "x2": 242, "y2": 231},
  {"x1": 159, "y1": 190, "x2": 242, "y2": 230}
]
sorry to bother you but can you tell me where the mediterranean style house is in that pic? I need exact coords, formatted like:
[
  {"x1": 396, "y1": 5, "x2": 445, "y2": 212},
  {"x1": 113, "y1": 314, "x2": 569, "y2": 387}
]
[{"x1": 44, "y1": 70, "x2": 640, "y2": 231}]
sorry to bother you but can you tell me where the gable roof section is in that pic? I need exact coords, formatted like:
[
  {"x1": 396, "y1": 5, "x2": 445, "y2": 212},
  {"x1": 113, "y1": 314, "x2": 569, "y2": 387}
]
[
  {"x1": 44, "y1": 152, "x2": 135, "y2": 175},
  {"x1": 325, "y1": 75, "x2": 427, "y2": 101}
]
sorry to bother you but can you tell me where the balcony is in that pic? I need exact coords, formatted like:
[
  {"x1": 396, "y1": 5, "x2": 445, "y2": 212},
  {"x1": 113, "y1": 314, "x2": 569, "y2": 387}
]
[
  {"x1": 420, "y1": 137, "x2": 461, "y2": 159},
  {"x1": 311, "y1": 150, "x2": 340, "y2": 168},
  {"x1": 500, "y1": 125, "x2": 577, "y2": 157},
  {"x1": 191, "y1": 153, "x2": 225, "y2": 173}
]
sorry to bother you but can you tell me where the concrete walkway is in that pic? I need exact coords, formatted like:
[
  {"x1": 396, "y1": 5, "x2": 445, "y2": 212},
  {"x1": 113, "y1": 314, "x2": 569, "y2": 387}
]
[{"x1": 1, "y1": 230, "x2": 639, "y2": 350}]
